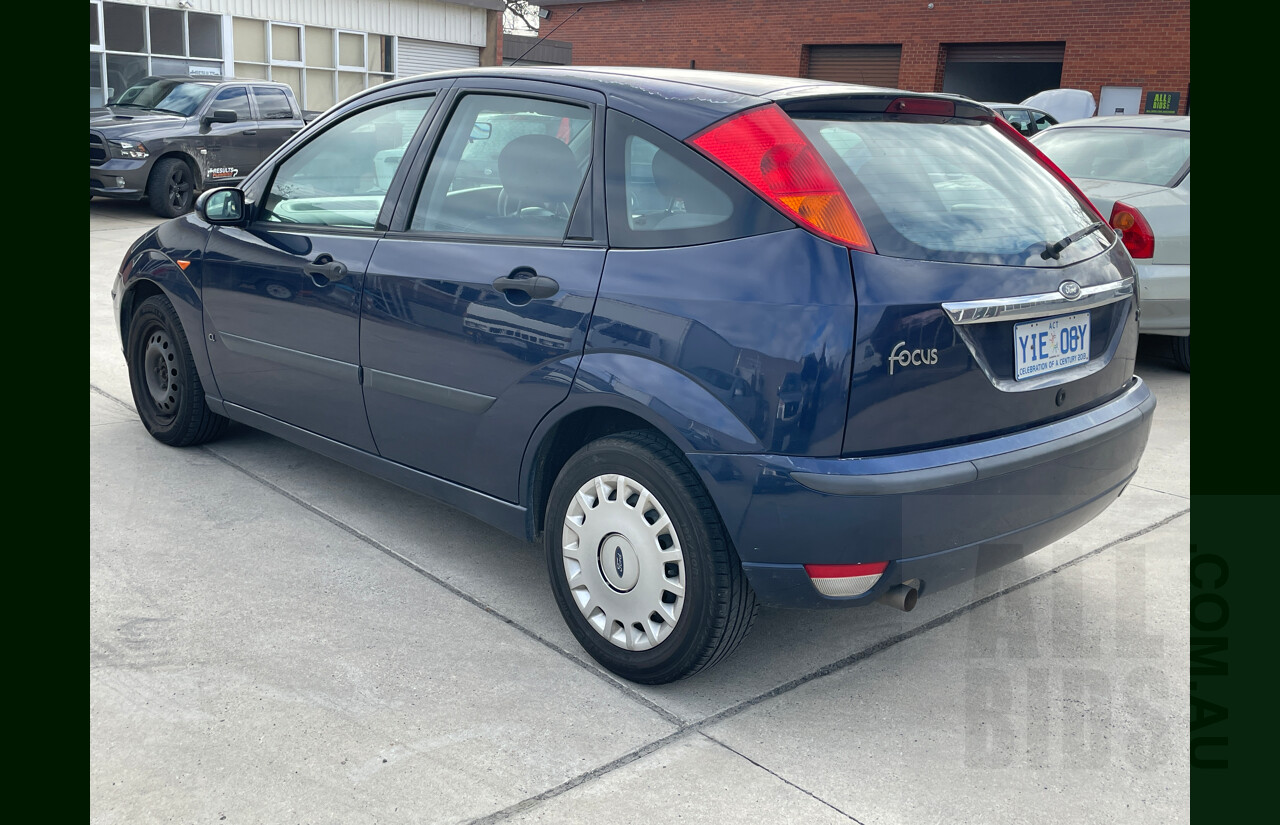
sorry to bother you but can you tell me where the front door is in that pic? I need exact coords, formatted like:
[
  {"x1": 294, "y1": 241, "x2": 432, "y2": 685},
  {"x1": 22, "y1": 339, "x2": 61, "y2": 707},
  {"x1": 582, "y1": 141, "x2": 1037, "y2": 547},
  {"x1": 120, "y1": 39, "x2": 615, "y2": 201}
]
[
  {"x1": 360, "y1": 83, "x2": 606, "y2": 500},
  {"x1": 202, "y1": 91, "x2": 439, "y2": 450},
  {"x1": 199, "y1": 85, "x2": 259, "y2": 185}
]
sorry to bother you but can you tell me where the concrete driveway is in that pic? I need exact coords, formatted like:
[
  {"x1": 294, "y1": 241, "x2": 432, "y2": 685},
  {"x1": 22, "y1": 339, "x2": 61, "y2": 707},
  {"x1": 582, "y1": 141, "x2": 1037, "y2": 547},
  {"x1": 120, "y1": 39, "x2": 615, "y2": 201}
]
[{"x1": 90, "y1": 199, "x2": 1190, "y2": 824}]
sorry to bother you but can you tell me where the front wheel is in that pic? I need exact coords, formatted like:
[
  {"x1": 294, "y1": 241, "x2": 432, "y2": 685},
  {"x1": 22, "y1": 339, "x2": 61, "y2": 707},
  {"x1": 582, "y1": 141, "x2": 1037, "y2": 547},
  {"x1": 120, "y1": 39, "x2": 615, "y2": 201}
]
[
  {"x1": 126, "y1": 294, "x2": 228, "y2": 446},
  {"x1": 544, "y1": 431, "x2": 757, "y2": 684},
  {"x1": 147, "y1": 157, "x2": 196, "y2": 218}
]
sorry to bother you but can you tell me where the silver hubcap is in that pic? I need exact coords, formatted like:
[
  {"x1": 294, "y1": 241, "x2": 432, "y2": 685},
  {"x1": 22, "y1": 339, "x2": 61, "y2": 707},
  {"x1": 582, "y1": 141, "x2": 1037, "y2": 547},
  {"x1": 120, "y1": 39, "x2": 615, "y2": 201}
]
[
  {"x1": 143, "y1": 329, "x2": 179, "y2": 412},
  {"x1": 562, "y1": 474, "x2": 686, "y2": 651}
]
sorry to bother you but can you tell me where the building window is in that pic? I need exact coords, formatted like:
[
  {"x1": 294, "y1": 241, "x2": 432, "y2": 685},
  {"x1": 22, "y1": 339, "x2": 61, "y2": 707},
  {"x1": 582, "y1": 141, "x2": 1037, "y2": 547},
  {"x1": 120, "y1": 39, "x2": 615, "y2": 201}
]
[
  {"x1": 230, "y1": 18, "x2": 396, "y2": 113},
  {"x1": 93, "y1": 3, "x2": 224, "y2": 106},
  {"x1": 149, "y1": 7, "x2": 184, "y2": 57},
  {"x1": 188, "y1": 13, "x2": 221, "y2": 60},
  {"x1": 103, "y1": 2, "x2": 144, "y2": 53}
]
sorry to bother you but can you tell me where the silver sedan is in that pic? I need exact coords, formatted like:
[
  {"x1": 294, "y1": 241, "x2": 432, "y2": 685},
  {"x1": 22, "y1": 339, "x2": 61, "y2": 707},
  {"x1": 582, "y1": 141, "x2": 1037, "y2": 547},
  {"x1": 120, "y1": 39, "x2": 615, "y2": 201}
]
[{"x1": 1032, "y1": 115, "x2": 1190, "y2": 370}]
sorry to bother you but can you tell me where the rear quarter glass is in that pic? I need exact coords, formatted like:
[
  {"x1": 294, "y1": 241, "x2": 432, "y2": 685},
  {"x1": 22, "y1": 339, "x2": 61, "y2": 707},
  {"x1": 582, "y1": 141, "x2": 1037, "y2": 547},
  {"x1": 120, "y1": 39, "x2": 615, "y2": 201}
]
[{"x1": 791, "y1": 114, "x2": 1112, "y2": 267}]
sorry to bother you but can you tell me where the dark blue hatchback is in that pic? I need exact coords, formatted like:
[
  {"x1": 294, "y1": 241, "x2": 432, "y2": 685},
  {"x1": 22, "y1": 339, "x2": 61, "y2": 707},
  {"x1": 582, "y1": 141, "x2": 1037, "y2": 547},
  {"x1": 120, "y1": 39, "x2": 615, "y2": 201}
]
[{"x1": 112, "y1": 67, "x2": 1154, "y2": 684}]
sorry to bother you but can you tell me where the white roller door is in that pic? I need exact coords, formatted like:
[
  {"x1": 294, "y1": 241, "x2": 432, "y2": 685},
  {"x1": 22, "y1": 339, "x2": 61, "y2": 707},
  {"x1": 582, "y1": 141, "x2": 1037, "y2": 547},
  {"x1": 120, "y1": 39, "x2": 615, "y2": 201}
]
[{"x1": 397, "y1": 38, "x2": 480, "y2": 78}]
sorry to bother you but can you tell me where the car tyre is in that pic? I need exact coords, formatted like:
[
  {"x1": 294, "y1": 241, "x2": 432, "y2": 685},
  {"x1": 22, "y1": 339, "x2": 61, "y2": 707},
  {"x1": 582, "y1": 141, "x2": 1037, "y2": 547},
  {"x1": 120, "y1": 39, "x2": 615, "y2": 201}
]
[
  {"x1": 1172, "y1": 335, "x2": 1190, "y2": 372},
  {"x1": 148, "y1": 157, "x2": 196, "y2": 218},
  {"x1": 544, "y1": 431, "x2": 757, "y2": 684},
  {"x1": 126, "y1": 294, "x2": 228, "y2": 447}
]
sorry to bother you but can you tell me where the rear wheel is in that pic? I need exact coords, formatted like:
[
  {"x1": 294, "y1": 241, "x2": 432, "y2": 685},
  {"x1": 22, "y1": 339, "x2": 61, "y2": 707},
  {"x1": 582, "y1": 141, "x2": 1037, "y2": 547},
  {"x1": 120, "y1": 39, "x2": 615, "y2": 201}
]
[
  {"x1": 1172, "y1": 335, "x2": 1190, "y2": 372},
  {"x1": 544, "y1": 431, "x2": 757, "y2": 684},
  {"x1": 126, "y1": 294, "x2": 228, "y2": 446},
  {"x1": 147, "y1": 158, "x2": 196, "y2": 217}
]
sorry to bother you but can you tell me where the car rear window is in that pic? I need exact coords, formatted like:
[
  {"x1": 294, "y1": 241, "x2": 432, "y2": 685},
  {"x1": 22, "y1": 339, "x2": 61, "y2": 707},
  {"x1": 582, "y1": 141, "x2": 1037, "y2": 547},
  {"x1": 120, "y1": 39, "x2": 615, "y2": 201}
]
[
  {"x1": 792, "y1": 115, "x2": 1111, "y2": 267},
  {"x1": 1032, "y1": 126, "x2": 1189, "y2": 187}
]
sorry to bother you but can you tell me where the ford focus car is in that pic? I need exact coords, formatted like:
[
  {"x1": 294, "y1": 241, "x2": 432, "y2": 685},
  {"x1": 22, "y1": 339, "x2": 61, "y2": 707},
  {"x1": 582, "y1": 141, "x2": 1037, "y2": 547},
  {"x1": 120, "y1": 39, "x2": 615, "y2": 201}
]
[{"x1": 112, "y1": 67, "x2": 1154, "y2": 684}]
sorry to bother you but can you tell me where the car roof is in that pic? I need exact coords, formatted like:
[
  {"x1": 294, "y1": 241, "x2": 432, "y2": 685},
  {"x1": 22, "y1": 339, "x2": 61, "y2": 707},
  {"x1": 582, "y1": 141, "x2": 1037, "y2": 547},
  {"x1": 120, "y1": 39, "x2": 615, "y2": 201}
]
[
  {"x1": 1053, "y1": 114, "x2": 1190, "y2": 131},
  {"x1": 374, "y1": 65, "x2": 973, "y2": 138}
]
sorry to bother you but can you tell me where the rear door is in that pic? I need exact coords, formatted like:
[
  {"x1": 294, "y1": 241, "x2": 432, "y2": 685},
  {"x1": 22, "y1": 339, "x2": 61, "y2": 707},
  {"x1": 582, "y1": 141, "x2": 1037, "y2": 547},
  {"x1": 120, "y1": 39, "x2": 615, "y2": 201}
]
[
  {"x1": 250, "y1": 85, "x2": 305, "y2": 163},
  {"x1": 360, "y1": 79, "x2": 606, "y2": 500},
  {"x1": 201, "y1": 86, "x2": 444, "y2": 450}
]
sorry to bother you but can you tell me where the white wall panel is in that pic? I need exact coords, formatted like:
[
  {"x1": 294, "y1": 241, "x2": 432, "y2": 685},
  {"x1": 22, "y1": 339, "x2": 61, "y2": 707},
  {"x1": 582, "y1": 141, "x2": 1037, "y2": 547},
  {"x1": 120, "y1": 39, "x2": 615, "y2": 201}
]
[{"x1": 105, "y1": 1, "x2": 487, "y2": 47}]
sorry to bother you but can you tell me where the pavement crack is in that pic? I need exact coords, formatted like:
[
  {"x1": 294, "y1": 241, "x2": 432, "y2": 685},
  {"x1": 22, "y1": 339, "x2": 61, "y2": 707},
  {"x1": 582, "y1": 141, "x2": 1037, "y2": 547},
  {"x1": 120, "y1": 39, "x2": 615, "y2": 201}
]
[
  {"x1": 91, "y1": 383, "x2": 135, "y2": 413},
  {"x1": 1130, "y1": 483, "x2": 1189, "y2": 500},
  {"x1": 464, "y1": 729, "x2": 694, "y2": 825},
  {"x1": 700, "y1": 731, "x2": 865, "y2": 823}
]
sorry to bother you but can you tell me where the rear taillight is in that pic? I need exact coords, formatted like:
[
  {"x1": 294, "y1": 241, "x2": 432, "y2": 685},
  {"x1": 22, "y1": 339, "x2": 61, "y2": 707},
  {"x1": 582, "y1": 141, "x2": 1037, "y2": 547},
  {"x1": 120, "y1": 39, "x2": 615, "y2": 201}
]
[
  {"x1": 1110, "y1": 201, "x2": 1155, "y2": 259},
  {"x1": 986, "y1": 115, "x2": 1108, "y2": 224},
  {"x1": 687, "y1": 104, "x2": 874, "y2": 252}
]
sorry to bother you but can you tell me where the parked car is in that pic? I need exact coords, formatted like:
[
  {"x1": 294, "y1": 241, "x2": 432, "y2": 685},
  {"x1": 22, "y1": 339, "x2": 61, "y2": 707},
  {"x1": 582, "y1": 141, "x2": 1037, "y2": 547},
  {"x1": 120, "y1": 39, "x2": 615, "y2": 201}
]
[
  {"x1": 112, "y1": 68, "x2": 1155, "y2": 683},
  {"x1": 1031, "y1": 115, "x2": 1190, "y2": 370},
  {"x1": 91, "y1": 76, "x2": 318, "y2": 218},
  {"x1": 983, "y1": 103, "x2": 1058, "y2": 136}
]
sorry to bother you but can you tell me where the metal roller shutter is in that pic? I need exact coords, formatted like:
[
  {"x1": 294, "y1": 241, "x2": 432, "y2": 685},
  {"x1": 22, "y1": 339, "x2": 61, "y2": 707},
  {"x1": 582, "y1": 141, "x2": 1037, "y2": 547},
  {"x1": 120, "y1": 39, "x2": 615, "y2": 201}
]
[
  {"x1": 945, "y1": 42, "x2": 1066, "y2": 63},
  {"x1": 806, "y1": 45, "x2": 902, "y2": 88},
  {"x1": 397, "y1": 38, "x2": 480, "y2": 77}
]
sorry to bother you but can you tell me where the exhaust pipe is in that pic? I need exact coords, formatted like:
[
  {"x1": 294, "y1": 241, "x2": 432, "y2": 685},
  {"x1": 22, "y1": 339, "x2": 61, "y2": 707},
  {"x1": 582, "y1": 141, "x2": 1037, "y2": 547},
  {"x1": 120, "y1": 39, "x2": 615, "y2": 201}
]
[{"x1": 878, "y1": 582, "x2": 919, "y2": 612}]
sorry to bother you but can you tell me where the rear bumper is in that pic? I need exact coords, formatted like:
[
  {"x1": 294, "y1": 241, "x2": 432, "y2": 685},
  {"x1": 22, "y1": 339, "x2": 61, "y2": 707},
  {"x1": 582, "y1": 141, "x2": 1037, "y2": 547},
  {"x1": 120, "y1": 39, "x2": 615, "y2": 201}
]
[
  {"x1": 688, "y1": 377, "x2": 1155, "y2": 608},
  {"x1": 1136, "y1": 262, "x2": 1189, "y2": 336}
]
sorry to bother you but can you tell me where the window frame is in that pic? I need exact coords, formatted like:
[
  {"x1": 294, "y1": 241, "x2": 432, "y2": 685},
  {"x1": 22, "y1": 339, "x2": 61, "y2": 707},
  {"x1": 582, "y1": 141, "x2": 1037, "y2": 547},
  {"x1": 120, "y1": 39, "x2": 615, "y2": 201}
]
[
  {"x1": 386, "y1": 79, "x2": 608, "y2": 247},
  {"x1": 603, "y1": 109, "x2": 795, "y2": 250},
  {"x1": 204, "y1": 84, "x2": 253, "y2": 120},
  {"x1": 242, "y1": 84, "x2": 447, "y2": 235},
  {"x1": 250, "y1": 85, "x2": 296, "y2": 120}
]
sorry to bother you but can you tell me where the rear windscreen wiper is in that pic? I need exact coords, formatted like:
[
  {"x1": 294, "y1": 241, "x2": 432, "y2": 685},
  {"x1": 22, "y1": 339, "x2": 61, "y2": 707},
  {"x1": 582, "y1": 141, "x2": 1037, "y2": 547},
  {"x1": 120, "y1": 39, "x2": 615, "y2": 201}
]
[{"x1": 1041, "y1": 221, "x2": 1106, "y2": 260}]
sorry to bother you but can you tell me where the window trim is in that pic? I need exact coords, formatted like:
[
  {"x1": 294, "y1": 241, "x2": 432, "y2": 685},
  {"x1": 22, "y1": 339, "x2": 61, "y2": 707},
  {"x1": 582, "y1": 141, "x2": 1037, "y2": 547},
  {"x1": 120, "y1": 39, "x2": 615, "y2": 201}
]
[
  {"x1": 246, "y1": 89, "x2": 443, "y2": 234},
  {"x1": 388, "y1": 84, "x2": 607, "y2": 247},
  {"x1": 603, "y1": 109, "x2": 795, "y2": 250}
]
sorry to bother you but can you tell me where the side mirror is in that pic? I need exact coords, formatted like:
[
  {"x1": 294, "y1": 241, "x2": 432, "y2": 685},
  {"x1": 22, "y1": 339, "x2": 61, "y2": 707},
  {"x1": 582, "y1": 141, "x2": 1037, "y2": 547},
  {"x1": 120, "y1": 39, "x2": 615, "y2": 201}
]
[
  {"x1": 203, "y1": 109, "x2": 238, "y2": 126},
  {"x1": 469, "y1": 122, "x2": 492, "y2": 141},
  {"x1": 196, "y1": 187, "x2": 245, "y2": 225}
]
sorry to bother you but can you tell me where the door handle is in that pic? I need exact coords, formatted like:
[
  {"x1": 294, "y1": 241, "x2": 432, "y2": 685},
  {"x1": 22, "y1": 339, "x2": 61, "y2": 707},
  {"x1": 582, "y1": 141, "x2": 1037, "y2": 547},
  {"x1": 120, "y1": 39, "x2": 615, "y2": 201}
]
[
  {"x1": 243, "y1": 130, "x2": 258, "y2": 136},
  {"x1": 492, "y1": 269, "x2": 560, "y2": 302},
  {"x1": 304, "y1": 254, "x2": 349, "y2": 285}
]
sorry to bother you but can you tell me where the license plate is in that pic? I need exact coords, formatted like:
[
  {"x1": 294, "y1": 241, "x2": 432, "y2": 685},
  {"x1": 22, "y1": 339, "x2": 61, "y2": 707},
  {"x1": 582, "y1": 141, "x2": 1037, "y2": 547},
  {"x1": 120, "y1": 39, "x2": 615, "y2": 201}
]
[{"x1": 1014, "y1": 311, "x2": 1090, "y2": 381}]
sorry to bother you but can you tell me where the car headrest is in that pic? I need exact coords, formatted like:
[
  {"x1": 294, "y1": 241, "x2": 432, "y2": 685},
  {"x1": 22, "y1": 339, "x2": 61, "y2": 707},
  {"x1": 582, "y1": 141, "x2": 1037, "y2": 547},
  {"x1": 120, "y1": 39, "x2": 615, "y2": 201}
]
[{"x1": 497, "y1": 134, "x2": 581, "y2": 206}]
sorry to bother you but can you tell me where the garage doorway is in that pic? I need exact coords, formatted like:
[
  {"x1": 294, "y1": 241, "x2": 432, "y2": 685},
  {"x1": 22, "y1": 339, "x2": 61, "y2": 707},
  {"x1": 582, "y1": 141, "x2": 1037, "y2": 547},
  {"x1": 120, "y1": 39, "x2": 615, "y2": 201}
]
[
  {"x1": 941, "y1": 42, "x2": 1064, "y2": 103},
  {"x1": 806, "y1": 45, "x2": 902, "y2": 87}
]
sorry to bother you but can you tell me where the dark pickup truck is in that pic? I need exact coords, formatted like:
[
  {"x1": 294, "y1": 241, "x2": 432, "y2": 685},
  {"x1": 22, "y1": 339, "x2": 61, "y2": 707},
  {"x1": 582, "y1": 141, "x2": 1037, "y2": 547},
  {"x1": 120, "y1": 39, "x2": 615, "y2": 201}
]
[{"x1": 91, "y1": 76, "x2": 318, "y2": 217}]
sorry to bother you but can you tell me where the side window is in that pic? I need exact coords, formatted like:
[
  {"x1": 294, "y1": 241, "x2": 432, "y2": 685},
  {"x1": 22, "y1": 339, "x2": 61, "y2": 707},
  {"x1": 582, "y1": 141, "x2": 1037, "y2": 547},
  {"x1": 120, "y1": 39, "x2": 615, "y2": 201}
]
[
  {"x1": 605, "y1": 110, "x2": 792, "y2": 249},
  {"x1": 209, "y1": 86, "x2": 252, "y2": 120},
  {"x1": 410, "y1": 94, "x2": 593, "y2": 240},
  {"x1": 259, "y1": 95, "x2": 433, "y2": 228},
  {"x1": 1004, "y1": 109, "x2": 1034, "y2": 136},
  {"x1": 1031, "y1": 111, "x2": 1056, "y2": 133},
  {"x1": 252, "y1": 86, "x2": 294, "y2": 120}
]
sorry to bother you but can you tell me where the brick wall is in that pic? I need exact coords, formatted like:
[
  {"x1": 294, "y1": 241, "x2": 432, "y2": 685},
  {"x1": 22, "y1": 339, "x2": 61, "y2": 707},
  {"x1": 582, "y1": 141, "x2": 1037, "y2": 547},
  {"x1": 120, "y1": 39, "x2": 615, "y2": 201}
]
[{"x1": 540, "y1": 0, "x2": 1190, "y2": 115}]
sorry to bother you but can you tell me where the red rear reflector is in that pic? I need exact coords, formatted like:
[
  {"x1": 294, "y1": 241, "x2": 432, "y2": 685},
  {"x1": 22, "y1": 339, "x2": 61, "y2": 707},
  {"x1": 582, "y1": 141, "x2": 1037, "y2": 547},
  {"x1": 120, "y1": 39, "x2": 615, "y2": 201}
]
[
  {"x1": 804, "y1": 561, "x2": 889, "y2": 579},
  {"x1": 985, "y1": 115, "x2": 1108, "y2": 224},
  {"x1": 885, "y1": 97, "x2": 955, "y2": 117},
  {"x1": 176, "y1": 259, "x2": 191, "y2": 270},
  {"x1": 1109, "y1": 200, "x2": 1155, "y2": 259},
  {"x1": 687, "y1": 104, "x2": 874, "y2": 252}
]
